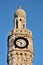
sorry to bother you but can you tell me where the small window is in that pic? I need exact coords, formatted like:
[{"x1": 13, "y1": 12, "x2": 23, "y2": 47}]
[
  {"x1": 20, "y1": 19, "x2": 22, "y2": 21},
  {"x1": 16, "y1": 19, "x2": 18, "y2": 28},
  {"x1": 24, "y1": 53, "x2": 27, "y2": 56},
  {"x1": 20, "y1": 53, "x2": 22, "y2": 55},
  {"x1": 16, "y1": 52, "x2": 18, "y2": 55},
  {"x1": 23, "y1": 24, "x2": 25, "y2": 29}
]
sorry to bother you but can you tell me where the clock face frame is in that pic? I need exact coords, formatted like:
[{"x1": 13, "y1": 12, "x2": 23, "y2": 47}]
[{"x1": 14, "y1": 37, "x2": 29, "y2": 49}]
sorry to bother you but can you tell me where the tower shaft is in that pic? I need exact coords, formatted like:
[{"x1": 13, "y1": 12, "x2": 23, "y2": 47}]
[{"x1": 7, "y1": 6, "x2": 34, "y2": 65}]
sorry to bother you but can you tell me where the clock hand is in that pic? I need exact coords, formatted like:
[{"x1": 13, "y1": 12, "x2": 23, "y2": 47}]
[{"x1": 17, "y1": 41, "x2": 22, "y2": 46}]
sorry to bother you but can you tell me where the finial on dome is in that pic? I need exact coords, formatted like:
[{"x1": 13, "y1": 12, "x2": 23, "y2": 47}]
[
  {"x1": 14, "y1": 6, "x2": 26, "y2": 18},
  {"x1": 18, "y1": 6, "x2": 22, "y2": 9}
]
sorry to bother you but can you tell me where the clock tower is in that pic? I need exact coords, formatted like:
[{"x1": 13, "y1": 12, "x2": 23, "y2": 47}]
[{"x1": 7, "y1": 6, "x2": 34, "y2": 65}]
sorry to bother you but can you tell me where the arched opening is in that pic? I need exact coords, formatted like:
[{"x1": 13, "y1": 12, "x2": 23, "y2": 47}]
[
  {"x1": 20, "y1": 18, "x2": 22, "y2": 21},
  {"x1": 16, "y1": 19, "x2": 18, "y2": 28},
  {"x1": 20, "y1": 53, "x2": 23, "y2": 55},
  {"x1": 16, "y1": 52, "x2": 18, "y2": 61},
  {"x1": 23, "y1": 24, "x2": 25, "y2": 29},
  {"x1": 20, "y1": 53, "x2": 23, "y2": 61},
  {"x1": 24, "y1": 53, "x2": 27, "y2": 55}
]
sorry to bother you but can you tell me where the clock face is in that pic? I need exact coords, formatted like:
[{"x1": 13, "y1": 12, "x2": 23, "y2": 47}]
[{"x1": 14, "y1": 37, "x2": 29, "y2": 49}]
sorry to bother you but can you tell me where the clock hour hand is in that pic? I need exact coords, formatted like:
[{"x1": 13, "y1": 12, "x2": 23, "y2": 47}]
[{"x1": 17, "y1": 41, "x2": 22, "y2": 46}]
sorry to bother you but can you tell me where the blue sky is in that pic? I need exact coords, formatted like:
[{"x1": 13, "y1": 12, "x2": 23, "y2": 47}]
[{"x1": 0, "y1": 0, "x2": 43, "y2": 65}]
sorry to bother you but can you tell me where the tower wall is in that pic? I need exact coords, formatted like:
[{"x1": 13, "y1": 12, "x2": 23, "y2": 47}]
[{"x1": 7, "y1": 6, "x2": 34, "y2": 65}]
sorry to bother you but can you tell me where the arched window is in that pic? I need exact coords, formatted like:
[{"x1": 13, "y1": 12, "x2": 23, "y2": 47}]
[
  {"x1": 20, "y1": 53, "x2": 22, "y2": 55},
  {"x1": 20, "y1": 18, "x2": 22, "y2": 21},
  {"x1": 16, "y1": 52, "x2": 18, "y2": 55},
  {"x1": 23, "y1": 24, "x2": 25, "y2": 29},
  {"x1": 16, "y1": 19, "x2": 18, "y2": 28},
  {"x1": 24, "y1": 53, "x2": 27, "y2": 56}
]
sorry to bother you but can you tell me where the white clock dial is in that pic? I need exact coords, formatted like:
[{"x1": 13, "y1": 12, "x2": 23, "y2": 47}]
[
  {"x1": 14, "y1": 37, "x2": 28, "y2": 48},
  {"x1": 16, "y1": 39, "x2": 26, "y2": 47}
]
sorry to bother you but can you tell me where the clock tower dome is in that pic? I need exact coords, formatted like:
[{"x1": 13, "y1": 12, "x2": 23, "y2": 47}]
[{"x1": 7, "y1": 6, "x2": 34, "y2": 65}]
